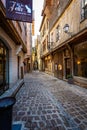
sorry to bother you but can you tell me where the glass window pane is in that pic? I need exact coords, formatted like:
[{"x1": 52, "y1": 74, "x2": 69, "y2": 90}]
[
  {"x1": 74, "y1": 42, "x2": 87, "y2": 78},
  {"x1": 0, "y1": 41, "x2": 9, "y2": 95}
]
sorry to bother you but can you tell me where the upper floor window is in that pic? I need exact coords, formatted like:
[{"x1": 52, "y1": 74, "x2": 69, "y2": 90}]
[
  {"x1": 81, "y1": 0, "x2": 87, "y2": 20},
  {"x1": 43, "y1": 25, "x2": 46, "y2": 36},
  {"x1": 47, "y1": 35, "x2": 48, "y2": 48},
  {"x1": 56, "y1": 25, "x2": 60, "y2": 42},
  {"x1": 54, "y1": 0, "x2": 60, "y2": 8},
  {"x1": 51, "y1": 32, "x2": 54, "y2": 46},
  {"x1": 43, "y1": 40, "x2": 46, "y2": 52},
  {"x1": 24, "y1": 24, "x2": 27, "y2": 36},
  {"x1": 46, "y1": 19, "x2": 49, "y2": 30}
]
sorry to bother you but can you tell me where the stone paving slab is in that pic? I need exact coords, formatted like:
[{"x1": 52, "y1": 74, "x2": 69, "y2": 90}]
[{"x1": 13, "y1": 71, "x2": 87, "y2": 130}]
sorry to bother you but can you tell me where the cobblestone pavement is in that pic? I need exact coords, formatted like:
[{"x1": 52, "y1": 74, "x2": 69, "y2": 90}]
[{"x1": 13, "y1": 71, "x2": 87, "y2": 130}]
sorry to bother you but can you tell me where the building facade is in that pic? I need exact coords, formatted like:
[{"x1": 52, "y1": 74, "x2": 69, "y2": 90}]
[
  {"x1": 24, "y1": 23, "x2": 32, "y2": 73},
  {"x1": 0, "y1": 0, "x2": 32, "y2": 95},
  {"x1": 40, "y1": 0, "x2": 87, "y2": 88},
  {"x1": 35, "y1": 35, "x2": 42, "y2": 71},
  {"x1": 32, "y1": 46, "x2": 38, "y2": 70}
]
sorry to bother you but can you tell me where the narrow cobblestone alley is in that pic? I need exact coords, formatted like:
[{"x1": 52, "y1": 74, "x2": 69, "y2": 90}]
[{"x1": 13, "y1": 71, "x2": 87, "y2": 130}]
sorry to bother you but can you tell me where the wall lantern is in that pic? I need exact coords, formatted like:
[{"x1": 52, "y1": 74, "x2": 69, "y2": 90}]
[
  {"x1": 63, "y1": 24, "x2": 69, "y2": 33},
  {"x1": 77, "y1": 60, "x2": 81, "y2": 65},
  {"x1": 63, "y1": 24, "x2": 72, "y2": 36}
]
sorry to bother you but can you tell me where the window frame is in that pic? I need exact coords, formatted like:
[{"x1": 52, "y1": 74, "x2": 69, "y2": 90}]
[
  {"x1": 56, "y1": 25, "x2": 60, "y2": 42},
  {"x1": 81, "y1": 0, "x2": 87, "y2": 20}
]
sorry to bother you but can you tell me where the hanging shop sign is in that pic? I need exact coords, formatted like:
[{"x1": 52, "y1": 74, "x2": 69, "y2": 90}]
[{"x1": 6, "y1": 0, "x2": 32, "y2": 23}]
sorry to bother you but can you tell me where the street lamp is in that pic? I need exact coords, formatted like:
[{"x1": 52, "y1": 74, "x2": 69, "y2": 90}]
[
  {"x1": 63, "y1": 24, "x2": 72, "y2": 36},
  {"x1": 63, "y1": 24, "x2": 69, "y2": 33}
]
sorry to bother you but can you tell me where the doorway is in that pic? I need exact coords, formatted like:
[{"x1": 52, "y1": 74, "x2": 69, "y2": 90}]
[{"x1": 65, "y1": 58, "x2": 71, "y2": 79}]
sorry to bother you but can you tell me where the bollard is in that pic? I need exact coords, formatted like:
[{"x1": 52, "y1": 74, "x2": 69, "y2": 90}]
[{"x1": 0, "y1": 97, "x2": 16, "y2": 130}]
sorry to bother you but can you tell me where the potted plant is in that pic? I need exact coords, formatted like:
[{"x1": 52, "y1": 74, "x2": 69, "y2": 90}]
[{"x1": 67, "y1": 75, "x2": 74, "y2": 84}]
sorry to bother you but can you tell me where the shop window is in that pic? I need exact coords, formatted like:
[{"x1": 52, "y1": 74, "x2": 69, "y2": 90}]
[
  {"x1": 74, "y1": 42, "x2": 87, "y2": 78},
  {"x1": 64, "y1": 49, "x2": 70, "y2": 57},
  {"x1": 81, "y1": 0, "x2": 87, "y2": 20},
  {"x1": 0, "y1": 40, "x2": 9, "y2": 95}
]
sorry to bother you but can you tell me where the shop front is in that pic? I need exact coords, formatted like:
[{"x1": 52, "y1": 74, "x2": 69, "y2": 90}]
[
  {"x1": 73, "y1": 41, "x2": 87, "y2": 87},
  {"x1": 0, "y1": 40, "x2": 9, "y2": 95}
]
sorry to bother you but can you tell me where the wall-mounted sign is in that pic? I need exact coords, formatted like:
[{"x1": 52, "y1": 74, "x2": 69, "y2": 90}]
[{"x1": 6, "y1": 0, "x2": 32, "y2": 23}]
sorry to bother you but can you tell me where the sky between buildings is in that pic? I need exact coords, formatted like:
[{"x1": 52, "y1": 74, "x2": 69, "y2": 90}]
[{"x1": 32, "y1": 0, "x2": 44, "y2": 46}]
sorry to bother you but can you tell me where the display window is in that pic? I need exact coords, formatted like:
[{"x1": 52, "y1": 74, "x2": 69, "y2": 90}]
[
  {"x1": 0, "y1": 40, "x2": 9, "y2": 95},
  {"x1": 74, "y1": 42, "x2": 87, "y2": 78}
]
